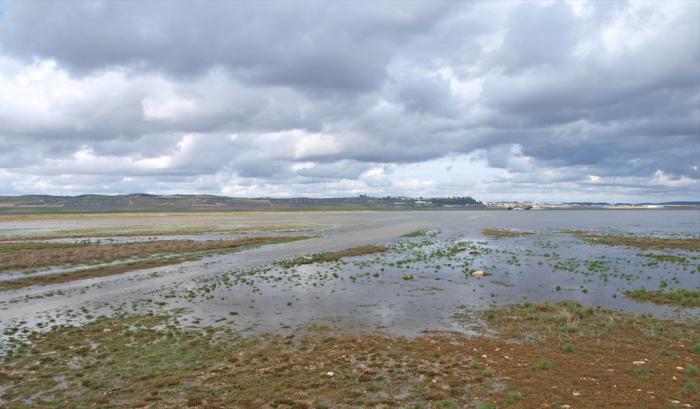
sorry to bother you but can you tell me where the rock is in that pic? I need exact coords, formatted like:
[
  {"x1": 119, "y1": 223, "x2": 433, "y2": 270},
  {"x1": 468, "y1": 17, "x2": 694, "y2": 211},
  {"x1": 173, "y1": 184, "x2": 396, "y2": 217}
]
[
  {"x1": 325, "y1": 371, "x2": 334, "y2": 377},
  {"x1": 472, "y1": 270, "x2": 486, "y2": 277}
]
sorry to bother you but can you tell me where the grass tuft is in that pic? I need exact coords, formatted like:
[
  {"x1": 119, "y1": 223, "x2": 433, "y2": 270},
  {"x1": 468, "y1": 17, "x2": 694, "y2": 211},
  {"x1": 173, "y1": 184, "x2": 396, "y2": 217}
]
[{"x1": 505, "y1": 390, "x2": 522, "y2": 404}]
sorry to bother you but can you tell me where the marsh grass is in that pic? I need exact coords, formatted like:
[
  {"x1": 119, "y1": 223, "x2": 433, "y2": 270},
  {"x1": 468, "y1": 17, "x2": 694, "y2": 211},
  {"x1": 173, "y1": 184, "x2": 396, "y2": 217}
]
[
  {"x1": 625, "y1": 288, "x2": 700, "y2": 307},
  {"x1": 482, "y1": 228, "x2": 533, "y2": 238},
  {"x1": 401, "y1": 230, "x2": 428, "y2": 237},
  {"x1": 0, "y1": 236, "x2": 307, "y2": 272},
  {"x1": 276, "y1": 245, "x2": 387, "y2": 268},
  {"x1": 569, "y1": 231, "x2": 700, "y2": 251},
  {"x1": 0, "y1": 236, "x2": 308, "y2": 290}
]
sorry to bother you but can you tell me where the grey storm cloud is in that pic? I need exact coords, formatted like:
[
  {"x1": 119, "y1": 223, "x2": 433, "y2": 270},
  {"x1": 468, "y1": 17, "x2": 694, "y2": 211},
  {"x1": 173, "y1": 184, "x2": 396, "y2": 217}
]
[{"x1": 0, "y1": 0, "x2": 698, "y2": 201}]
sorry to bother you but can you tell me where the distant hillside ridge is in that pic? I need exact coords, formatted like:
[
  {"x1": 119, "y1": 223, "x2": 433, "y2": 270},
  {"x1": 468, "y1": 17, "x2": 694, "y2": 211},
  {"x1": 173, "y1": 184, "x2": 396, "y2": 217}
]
[{"x1": 0, "y1": 194, "x2": 484, "y2": 214}]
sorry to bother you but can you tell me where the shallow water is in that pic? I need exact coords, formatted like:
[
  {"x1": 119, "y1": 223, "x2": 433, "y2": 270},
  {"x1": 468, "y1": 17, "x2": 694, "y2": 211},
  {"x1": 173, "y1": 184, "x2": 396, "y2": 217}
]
[{"x1": 1, "y1": 210, "x2": 698, "y2": 343}]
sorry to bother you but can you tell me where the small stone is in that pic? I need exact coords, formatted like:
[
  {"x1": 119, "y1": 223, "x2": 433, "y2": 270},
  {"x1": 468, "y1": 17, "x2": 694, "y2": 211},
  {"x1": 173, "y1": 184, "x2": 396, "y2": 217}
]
[
  {"x1": 325, "y1": 371, "x2": 334, "y2": 377},
  {"x1": 471, "y1": 270, "x2": 486, "y2": 277}
]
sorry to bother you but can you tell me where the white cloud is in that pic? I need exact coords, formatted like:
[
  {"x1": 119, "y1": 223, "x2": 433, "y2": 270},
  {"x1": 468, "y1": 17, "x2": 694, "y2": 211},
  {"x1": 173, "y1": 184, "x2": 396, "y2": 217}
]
[
  {"x1": 142, "y1": 96, "x2": 198, "y2": 121},
  {"x1": 649, "y1": 170, "x2": 697, "y2": 188}
]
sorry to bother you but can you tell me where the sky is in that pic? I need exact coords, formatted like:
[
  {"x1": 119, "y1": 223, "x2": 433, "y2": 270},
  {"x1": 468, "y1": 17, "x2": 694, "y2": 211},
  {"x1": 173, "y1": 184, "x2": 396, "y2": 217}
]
[{"x1": 0, "y1": 0, "x2": 698, "y2": 202}]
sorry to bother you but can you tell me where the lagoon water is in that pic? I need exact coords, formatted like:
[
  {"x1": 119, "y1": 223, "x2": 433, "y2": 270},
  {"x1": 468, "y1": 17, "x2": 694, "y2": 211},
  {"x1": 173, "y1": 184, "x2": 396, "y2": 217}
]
[{"x1": 1, "y1": 210, "x2": 698, "y2": 341}]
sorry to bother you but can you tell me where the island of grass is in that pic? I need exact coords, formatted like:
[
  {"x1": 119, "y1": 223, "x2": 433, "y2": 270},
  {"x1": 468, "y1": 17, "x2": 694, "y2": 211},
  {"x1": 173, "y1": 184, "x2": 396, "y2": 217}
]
[
  {"x1": 0, "y1": 236, "x2": 308, "y2": 290},
  {"x1": 276, "y1": 245, "x2": 387, "y2": 268},
  {"x1": 570, "y1": 231, "x2": 700, "y2": 252},
  {"x1": 482, "y1": 228, "x2": 533, "y2": 238},
  {"x1": 2, "y1": 301, "x2": 697, "y2": 408},
  {"x1": 401, "y1": 229, "x2": 428, "y2": 238},
  {"x1": 625, "y1": 288, "x2": 700, "y2": 307}
]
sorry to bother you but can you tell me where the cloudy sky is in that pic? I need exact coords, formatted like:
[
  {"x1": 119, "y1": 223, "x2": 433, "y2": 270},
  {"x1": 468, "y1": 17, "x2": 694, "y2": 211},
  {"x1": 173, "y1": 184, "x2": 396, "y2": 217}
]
[{"x1": 0, "y1": 1, "x2": 698, "y2": 202}]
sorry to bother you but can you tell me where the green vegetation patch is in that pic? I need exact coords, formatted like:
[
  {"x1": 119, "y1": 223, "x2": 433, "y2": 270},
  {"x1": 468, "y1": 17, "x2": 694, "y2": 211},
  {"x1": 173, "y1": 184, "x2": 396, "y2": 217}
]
[
  {"x1": 0, "y1": 236, "x2": 308, "y2": 290},
  {"x1": 475, "y1": 300, "x2": 699, "y2": 342},
  {"x1": 625, "y1": 288, "x2": 700, "y2": 307},
  {"x1": 276, "y1": 245, "x2": 387, "y2": 268},
  {"x1": 638, "y1": 252, "x2": 691, "y2": 265},
  {"x1": 570, "y1": 231, "x2": 700, "y2": 252},
  {"x1": 401, "y1": 229, "x2": 429, "y2": 237},
  {"x1": 482, "y1": 228, "x2": 534, "y2": 238},
  {"x1": 0, "y1": 236, "x2": 308, "y2": 273}
]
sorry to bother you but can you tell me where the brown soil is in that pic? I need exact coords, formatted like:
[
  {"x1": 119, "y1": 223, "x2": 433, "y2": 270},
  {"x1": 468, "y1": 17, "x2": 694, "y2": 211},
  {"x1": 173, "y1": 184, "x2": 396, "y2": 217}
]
[{"x1": 1, "y1": 302, "x2": 697, "y2": 408}]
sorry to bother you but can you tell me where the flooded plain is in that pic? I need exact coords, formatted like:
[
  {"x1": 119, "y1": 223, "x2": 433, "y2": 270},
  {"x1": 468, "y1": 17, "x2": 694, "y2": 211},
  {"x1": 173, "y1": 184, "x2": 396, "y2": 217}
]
[{"x1": 1, "y1": 210, "x2": 698, "y2": 343}]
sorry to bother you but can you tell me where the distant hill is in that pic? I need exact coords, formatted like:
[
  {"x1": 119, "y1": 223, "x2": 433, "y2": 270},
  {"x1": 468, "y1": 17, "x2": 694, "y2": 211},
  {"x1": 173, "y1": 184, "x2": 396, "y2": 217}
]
[
  {"x1": 0, "y1": 194, "x2": 484, "y2": 214},
  {"x1": 646, "y1": 201, "x2": 700, "y2": 206}
]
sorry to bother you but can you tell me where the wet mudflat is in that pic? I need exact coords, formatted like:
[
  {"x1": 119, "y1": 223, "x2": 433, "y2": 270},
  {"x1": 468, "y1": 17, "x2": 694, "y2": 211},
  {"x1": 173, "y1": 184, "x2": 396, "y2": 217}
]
[{"x1": 0, "y1": 210, "x2": 698, "y2": 408}]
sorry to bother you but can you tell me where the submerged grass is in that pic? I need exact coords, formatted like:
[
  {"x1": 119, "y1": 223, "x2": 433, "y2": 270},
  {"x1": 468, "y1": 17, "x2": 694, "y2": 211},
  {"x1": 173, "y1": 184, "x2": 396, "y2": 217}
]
[{"x1": 625, "y1": 288, "x2": 700, "y2": 307}]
